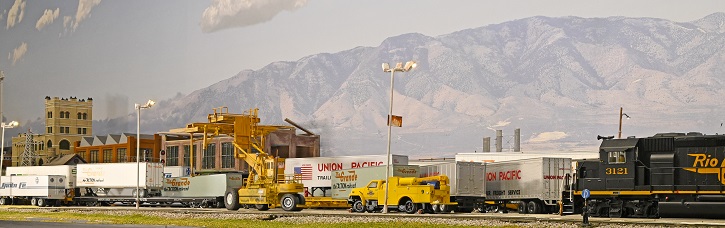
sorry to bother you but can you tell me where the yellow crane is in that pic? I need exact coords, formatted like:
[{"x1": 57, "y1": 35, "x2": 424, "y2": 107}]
[{"x1": 170, "y1": 107, "x2": 305, "y2": 211}]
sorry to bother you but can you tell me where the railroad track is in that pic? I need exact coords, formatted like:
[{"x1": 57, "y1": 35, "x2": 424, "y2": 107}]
[{"x1": 4, "y1": 206, "x2": 725, "y2": 227}]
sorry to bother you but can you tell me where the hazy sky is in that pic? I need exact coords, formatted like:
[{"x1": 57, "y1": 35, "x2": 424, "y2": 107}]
[{"x1": 1, "y1": 0, "x2": 724, "y2": 123}]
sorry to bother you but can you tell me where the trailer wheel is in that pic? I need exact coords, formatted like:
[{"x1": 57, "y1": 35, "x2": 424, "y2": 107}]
[
  {"x1": 518, "y1": 201, "x2": 527, "y2": 214},
  {"x1": 224, "y1": 190, "x2": 241, "y2": 210},
  {"x1": 30, "y1": 198, "x2": 37, "y2": 206},
  {"x1": 0, "y1": 197, "x2": 6, "y2": 205},
  {"x1": 351, "y1": 199, "x2": 365, "y2": 213},
  {"x1": 402, "y1": 199, "x2": 419, "y2": 214},
  {"x1": 281, "y1": 194, "x2": 300, "y2": 211},
  {"x1": 255, "y1": 204, "x2": 269, "y2": 211},
  {"x1": 527, "y1": 201, "x2": 541, "y2": 214},
  {"x1": 36, "y1": 198, "x2": 47, "y2": 207}
]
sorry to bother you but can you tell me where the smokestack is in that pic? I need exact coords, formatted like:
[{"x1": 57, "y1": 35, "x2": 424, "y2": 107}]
[
  {"x1": 482, "y1": 137, "x2": 490, "y2": 152},
  {"x1": 514, "y1": 128, "x2": 521, "y2": 152},
  {"x1": 495, "y1": 130, "x2": 503, "y2": 152}
]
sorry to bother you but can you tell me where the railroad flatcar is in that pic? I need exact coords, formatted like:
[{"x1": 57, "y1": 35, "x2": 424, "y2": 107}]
[{"x1": 573, "y1": 132, "x2": 725, "y2": 218}]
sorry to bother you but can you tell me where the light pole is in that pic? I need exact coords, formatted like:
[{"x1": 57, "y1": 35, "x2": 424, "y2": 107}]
[
  {"x1": 618, "y1": 107, "x2": 630, "y2": 139},
  {"x1": 382, "y1": 60, "x2": 416, "y2": 213},
  {"x1": 135, "y1": 99, "x2": 155, "y2": 209},
  {"x1": 1, "y1": 121, "x2": 19, "y2": 176}
]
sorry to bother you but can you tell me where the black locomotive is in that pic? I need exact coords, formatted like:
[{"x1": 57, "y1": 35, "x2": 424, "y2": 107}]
[{"x1": 573, "y1": 132, "x2": 725, "y2": 218}]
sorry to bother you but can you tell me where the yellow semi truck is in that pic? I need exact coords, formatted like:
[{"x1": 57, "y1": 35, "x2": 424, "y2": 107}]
[{"x1": 347, "y1": 175, "x2": 457, "y2": 214}]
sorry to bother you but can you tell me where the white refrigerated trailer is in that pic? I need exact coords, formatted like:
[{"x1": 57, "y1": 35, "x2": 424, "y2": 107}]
[
  {"x1": 0, "y1": 175, "x2": 66, "y2": 206},
  {"x1": 419, "y1": 161, "x2": 486, "y2": 213},
  {"x1": 76, "y1": 162, "x2": 164, "y2": 197},
  {"x1": 484, "y1": 157, "x2": 572, "y2": 214}
]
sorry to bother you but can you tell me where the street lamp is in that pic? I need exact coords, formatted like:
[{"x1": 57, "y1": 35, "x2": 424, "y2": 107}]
[
  {"x1": 618, "y1": 107, "x2": 630, "y2": 139},
  {"x1": 0, "y1": 121, "x2": 19, "y2": 176},
  {"x1": 382, "y1": 60, "x2": 416, "y2": 213},
  {"x1": 135, "y1": 99, "x2": 155, "y2": 209}
]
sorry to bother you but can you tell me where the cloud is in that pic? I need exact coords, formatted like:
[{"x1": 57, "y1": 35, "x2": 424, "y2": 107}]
[
  {"x1": 6, "y1": 0, "x2": 26, "y2": 29},
  {"x1": 36, "y1": 8, "x2": 60, "y2": 31},
  {"x1": 63, "y1": 0, "x2": 101, "y2": 31},
  {"x1": 200, "y1": 0, "x2": 308, "y2": 33},
  {"x1": 9, "y1": 42, "x2": 28, "y2": 65},
  {"x1": 529, "y1": 131, "x2": 568, "y2": 142}
]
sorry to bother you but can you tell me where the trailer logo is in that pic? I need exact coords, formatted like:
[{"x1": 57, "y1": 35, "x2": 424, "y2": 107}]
[
  {"x1": 166, "y1": 178, "x2": 191, "y2": 187},
  {"x1": 683, "y1": 154, "x2": 725, "y2": 185},
  {"x1": 486, "y1": 170, "x2": 521, "y2": 181},
  {"x1": 294, "y1": 164, "x2": 313, "y2": 180},
  {"x1": 0, "y1": 182, "x2": 18, "y2": 189},
  {"x1": 82, "y1": 178, "x2": 105, "y2": 183},
  {"x1": 334, "y1": 171, "x2": 357, "y2": 182},
  {"x1": 396, "y1": 168, "x2": 417, "y2": 174}
]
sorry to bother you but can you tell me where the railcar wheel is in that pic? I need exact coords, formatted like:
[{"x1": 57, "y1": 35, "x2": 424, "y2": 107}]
[
  {"x1": 224, "y1": 190, "x2": 241, "y2": 210},
  {"x1": 527, "y1": 201, "x2": 541, "y2": 214},
  {"x1": 518, "y1": 201, "x2": 527, "y2": 214},
  {"x1": 281, "y1": 194, "x2": 300, "y2": 211},
  {"x1": 432, "y1": 204, "x2": 441, "y2": 213},
  {"x1": 351, "y1": 199, "x2": 365, "y2": 213},
  {"x1": 255, "y1": 204, "x2": 269, "y2": 211},
  {"x1": 402, "y1": 199, "x2": 419, "y2": 214}
]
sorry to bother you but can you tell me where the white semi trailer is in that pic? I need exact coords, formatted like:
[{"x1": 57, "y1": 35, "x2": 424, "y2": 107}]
[
  {"x1": 484, "y1": 157, "x2": 572, "y2": 214},
  {"x1": 0, "y1": 175, "x2": 66, "y2": 206},
  {"x1": 419, "y1": 161, "x2": 486, "y2": 213}
]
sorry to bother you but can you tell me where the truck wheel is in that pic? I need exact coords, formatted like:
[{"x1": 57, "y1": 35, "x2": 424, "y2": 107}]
[
  {"x1": 527, "y1": 201, "x2": 541, "y2": 214},
  {"x1": 351, "y1": 199, "x2": 365, "y2": 213},
  {"x1": 518, "y1": 201, "x2": 528, "y2": 214},
  {"x1": 30, "y1": 198, "x2": 37, "y2": 206},
  {"x1": 255, "y1": 204, "x2": 269, "y2": 211},
  {"x1": 224, "y1": 190, "x2": 241, "y2": 210},
  {"x1": 402, "y1": 199, "x2": 419, "y2": 214},
  {"x1": 281, "y1": 194, "x2": 300, "y2": 211}
]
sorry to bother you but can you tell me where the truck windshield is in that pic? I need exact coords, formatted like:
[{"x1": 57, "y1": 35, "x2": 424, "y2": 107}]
[{"x1": 368, "y1": 182, "x2": 377, "y2": 188}]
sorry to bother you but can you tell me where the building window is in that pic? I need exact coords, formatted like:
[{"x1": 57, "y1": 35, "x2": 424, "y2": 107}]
[
  {"x1": 47, "y1": 140, "x2": 52, "y2": 148},
  {"x1": 608, "y1": 151, "x2": 626, "y2": 164},
  {"x1": 202, "y1": 143, "x2": 216, "y2": 169},
  {"x1": 77, "y1": 112, "x2": 82, "y2": 119},
  {"x1": 59, "y1": 140, "x2": 70, "y2": 150},
  {"x1": 60, "y1": 127, "x2": 64, "y2": 133},
  {"x1": 90, "y1": 150, "x2": 99, "y2": 163},
  {"x1": 65, "y1": 111, "x2": 70, "y2": 118},
  {"x1": 166, "y1": 146, "x2": 179, "y2": 166},
  {"x1": 60, "y1": 111, "x2": 65, "y2": 118},
  {"x1": 83, "y1": 113, "x2": 88, "y2": 120},
  {"x1": 82, "y1": 128, "x2": 87, "y2": 134},
  {"x1": 47, "y1": 127, "x2": 52, "y2": 134},
  {"x1": 77, "y1": 128, "x2": 82, "y2": 134},
  {"x1": 103, "y1": 149, "x2": 112, "y2": 163},
  {"x1": 47, "y1": 111, "x2": 52, "y2": 118},
  {"x1": 222, "y1": 142, "x2": 235, "y2": 169},
  {"x1": 117, "y1": 148, "x2": 127, "y2": 162},
  {"x1": 183, "y1": 145, "x2": 195, "y2": 167},
  {"x1": 65, "y1": 127, "x2": 70, "y2": 133}
]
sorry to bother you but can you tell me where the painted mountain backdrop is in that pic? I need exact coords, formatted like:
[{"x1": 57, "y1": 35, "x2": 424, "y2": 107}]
[{"x1": 19, "y1": 13, "x2": 725, "y2": 159}]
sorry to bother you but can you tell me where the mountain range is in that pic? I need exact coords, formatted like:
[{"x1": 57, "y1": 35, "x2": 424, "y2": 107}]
[{"x1": 13, "y1": 13, "x2": 725, "y2": 159}]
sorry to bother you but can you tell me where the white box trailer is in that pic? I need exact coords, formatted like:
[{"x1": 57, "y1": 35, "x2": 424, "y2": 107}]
[
  {"x1": 6, "y1": 165, "x2": 77, "y2": 188},
  {"x1": 0, "y1": 175, "x2": 66, "y2": 206},
  {"x1": 330, "y1": 165, "x2": 419, "y2": 200},
  {"x1": 76, "y1": 162, "x2": 164, "y2": 197},
  {"x1": 456, "y1": 151, "x2": 597, "y2": 163},
  {"x1": 163, "y1": 166, "x2": 191, "y2": 178},
  {"x1": 484, "y1": 157, "x2": 572, "y2": 214},
  {"x1": 284, "y1": 154, "x2": 408, "y2": 196},
  {"x1": 162, "y1": 173, "x2": 244, "y2": 198},
  {"x1": 419, "y1": 161, "x2": 486, "y2": 212}
]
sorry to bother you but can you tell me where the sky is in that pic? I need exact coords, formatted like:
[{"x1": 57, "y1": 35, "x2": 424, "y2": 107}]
[{"x1": 1, "y1": 0, "x2": 724, "y2": 124}]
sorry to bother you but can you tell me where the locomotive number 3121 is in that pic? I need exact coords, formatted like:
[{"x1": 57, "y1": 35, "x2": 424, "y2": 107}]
[{"x1": 605, "y1": 167, "x2": 628, "y2": 175}]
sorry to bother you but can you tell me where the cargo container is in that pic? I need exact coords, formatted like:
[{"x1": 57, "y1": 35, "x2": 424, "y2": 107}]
[
  {"x1": 0, "y1": 175, "x2": 66, "y2": 206},
  {"x1": 284, "y1": 154, "x2": 408, "y2": 197},
  {"x1": 163, "y1": 166, "x2": 191, "y2": 178},
  {"x1": 76, "y1": 162, "x2": 164, "y2": 197},
  {"x1": 420, "y1": 161, "x2": 486, "y2": 212},
  {"x1": 484, "y1": 157, "x2": 572, "y2": 214},
  {"x1": 330, "y1": 165, "x2": 419, "y2": 200},
  {"x1": 162, "y1": 173, "x2": 244, "y2": 198},
  {"x1": 6, "y1": 165, "x2": 77, "y2": 188}
]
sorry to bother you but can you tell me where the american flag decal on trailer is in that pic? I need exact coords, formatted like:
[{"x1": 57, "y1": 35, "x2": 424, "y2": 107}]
[{"x1": 294, "y1": 164, "x2": 313, "y2": 180}]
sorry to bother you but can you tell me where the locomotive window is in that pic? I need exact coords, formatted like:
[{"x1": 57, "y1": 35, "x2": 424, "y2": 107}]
[{"x1": 608, "y1": 151, "x2": 626, "y2": 164}]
